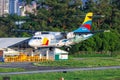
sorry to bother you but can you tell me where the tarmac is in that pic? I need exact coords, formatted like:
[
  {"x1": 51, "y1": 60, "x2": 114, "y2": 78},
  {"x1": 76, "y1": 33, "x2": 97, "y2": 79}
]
[{"x1": 0, "y1": 62, "x2": 120, "y2": 75}]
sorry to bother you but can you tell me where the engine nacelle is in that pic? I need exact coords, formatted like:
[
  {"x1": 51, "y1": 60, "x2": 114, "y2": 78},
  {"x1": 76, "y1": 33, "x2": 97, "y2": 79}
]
[{"x1": 67, "y1": 32, "x2": 75, "y2": 39}]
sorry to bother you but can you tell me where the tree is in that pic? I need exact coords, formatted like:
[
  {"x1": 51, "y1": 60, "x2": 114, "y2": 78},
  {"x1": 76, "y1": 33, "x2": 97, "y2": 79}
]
[{"x1": 0, "y1": 0, "x2": 120, "y2": 52}]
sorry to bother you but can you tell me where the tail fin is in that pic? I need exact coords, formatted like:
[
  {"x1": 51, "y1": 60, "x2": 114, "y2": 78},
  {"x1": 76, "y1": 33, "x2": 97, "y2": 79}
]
[{"x1": 74, "y1": 12, "x2": 93, "y2": 32}]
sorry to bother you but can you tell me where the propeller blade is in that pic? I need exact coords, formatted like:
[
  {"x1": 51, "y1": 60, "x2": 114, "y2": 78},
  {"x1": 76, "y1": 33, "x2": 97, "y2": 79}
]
[{"x1": 12, "y1": 29, "x2": 36, "y2": 34}]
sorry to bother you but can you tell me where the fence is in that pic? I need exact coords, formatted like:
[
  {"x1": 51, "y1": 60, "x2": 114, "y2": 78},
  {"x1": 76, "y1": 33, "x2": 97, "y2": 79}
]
[{"x1": 4, "y1": 53, "x2": 54, "y2": 62}]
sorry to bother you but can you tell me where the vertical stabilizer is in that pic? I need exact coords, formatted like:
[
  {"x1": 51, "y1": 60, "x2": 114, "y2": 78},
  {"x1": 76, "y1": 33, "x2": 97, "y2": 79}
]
[{"x1": 74, "y1": 12, "x2": 93, "y2": 32}]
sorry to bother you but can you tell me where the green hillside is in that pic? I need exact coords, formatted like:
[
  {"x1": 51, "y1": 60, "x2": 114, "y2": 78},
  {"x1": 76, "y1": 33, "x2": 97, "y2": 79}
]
[{"x1": 0, "y1": 0, "x2": 120, "y2": 52}]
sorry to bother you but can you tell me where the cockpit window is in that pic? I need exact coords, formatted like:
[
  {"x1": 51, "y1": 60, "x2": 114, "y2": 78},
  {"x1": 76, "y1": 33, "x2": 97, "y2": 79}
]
[
  {"x1": 38, "y1": 37, "x2": 42, "y2": 39},
  {"x1": 32, "y1": 37, "x2": 42, "y2": 39},
  {"x1": 33, "y1": 37, "x2": 36, "y2": 39}
]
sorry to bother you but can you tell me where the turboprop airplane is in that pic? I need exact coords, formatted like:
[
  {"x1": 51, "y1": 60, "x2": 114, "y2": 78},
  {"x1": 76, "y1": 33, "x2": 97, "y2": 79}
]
[{"x1": 28, "y1": 12, "x2": 108, "y2": 51}]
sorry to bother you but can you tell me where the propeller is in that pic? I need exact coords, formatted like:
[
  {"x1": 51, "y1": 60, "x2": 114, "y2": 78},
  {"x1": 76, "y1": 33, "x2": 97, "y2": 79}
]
[{"x1": 11, "y1": 29, "x2": 36, "y2": 34}]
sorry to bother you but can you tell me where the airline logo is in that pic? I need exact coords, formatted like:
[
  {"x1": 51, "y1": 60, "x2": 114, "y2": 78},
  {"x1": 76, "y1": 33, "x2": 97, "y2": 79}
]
[{"x1": 42, "y1": 37, "x2": 49, "y2": 45}]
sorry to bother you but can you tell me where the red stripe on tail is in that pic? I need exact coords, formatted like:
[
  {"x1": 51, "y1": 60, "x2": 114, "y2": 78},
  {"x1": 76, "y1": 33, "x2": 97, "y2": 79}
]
[{"x1": 83, "y1": 24, "x2": 91, "y2": 30}]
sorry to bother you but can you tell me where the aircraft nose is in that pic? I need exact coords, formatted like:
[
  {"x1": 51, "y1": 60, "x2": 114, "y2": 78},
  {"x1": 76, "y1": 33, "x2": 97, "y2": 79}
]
[
  {"x1": 28, "y1": 40, "x2": 34, "y2": 47},
  {"x1": 28, "y1": 39, "x2": 42, "y2": 47}
]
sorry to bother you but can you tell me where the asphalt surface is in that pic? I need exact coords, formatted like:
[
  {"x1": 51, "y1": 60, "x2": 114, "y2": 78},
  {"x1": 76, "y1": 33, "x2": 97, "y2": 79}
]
[
  {"x1": 0, "y1": 66, "x2": 120, "y2": 75},
  {"x1": 0, "y1": 62, "x2": 68, "y2": 70},
  {"x1": 0, "y1": 62, "x2": 120, "y2": 75}
]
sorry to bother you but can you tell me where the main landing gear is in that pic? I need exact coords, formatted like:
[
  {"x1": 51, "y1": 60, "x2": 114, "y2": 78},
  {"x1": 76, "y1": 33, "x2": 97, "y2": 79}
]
[{"x1": 64, "y1": 46, "x2": 71, "y2": 51}]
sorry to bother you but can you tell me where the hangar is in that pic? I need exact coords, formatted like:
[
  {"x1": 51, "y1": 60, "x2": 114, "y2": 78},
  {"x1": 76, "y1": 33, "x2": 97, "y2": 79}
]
[
  {"x1": 0, "y1": 37, "x2": 31, "y2": 56},
  {"x1": 0, "y1": 38, "x2": 31, "y2": 62},
  {"x1": 0, "y1": 38, "x2": 30, "y2": 49},
  {"x1": 0, "y1": 38, "x2": 68, "y2": 62}
]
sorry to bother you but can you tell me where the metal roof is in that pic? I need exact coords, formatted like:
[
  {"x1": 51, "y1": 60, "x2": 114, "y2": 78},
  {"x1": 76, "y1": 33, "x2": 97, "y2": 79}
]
[
  {"x1": 54, "y1": 48, "x2": 68, "y2": 54},
  {"x1": 0, "y1": 38, "x2": 30, "y2": 48}
]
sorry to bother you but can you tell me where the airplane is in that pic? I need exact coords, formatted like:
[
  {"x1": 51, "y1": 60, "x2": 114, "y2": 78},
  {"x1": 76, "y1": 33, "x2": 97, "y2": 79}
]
[{"x1": 27, "y1": 12, "x2": 108, "y2": 51}]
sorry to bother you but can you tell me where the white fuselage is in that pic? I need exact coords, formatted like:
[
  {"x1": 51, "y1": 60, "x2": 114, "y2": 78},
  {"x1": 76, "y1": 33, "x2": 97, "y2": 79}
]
[{"x1": 28, "y1": 31, "x2": 93, "y2": 48}]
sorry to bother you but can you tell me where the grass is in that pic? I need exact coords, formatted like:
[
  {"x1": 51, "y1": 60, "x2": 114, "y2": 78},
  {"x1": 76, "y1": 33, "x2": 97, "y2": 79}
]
[
  {"x1": 0, "y1": 54, "x2": 120, "y2": 73},
  {"x1": 0, "y1": 54, "x2": 120, "y2": 80},
  {"x1": 73, "y1": 53, "x2": 111, "y2": 57},
  {"x1": 72, "y1": 51, "x2": 120, "y2": 57},
  {"x1": 34, "y1": 57, "x2": 120, "y2": 68},
  {"x1": 0, "y1": 69, "x2": 120, "y2": 80},
  {"x1": 0, "y1": 68, "x2": 24, "y2": 72}
]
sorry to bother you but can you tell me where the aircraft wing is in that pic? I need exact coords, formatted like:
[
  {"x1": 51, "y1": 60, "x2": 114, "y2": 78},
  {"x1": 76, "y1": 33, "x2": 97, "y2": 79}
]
[{"x1": 74, "y1": 30, "x2": 110, "y2": 34}]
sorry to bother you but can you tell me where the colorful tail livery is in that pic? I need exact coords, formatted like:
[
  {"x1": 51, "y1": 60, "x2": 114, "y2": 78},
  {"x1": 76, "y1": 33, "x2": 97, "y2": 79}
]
[{"x1": 74, "y1": 12, "x2": 93, "y2": 32}]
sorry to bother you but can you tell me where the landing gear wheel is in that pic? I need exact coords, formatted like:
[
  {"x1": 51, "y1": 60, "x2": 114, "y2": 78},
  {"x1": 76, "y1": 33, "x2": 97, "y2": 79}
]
[
  {"x1": 49, "y1": 47, "x2": 54, "y2": 51},
  {"x1": 65, "y1": 47, "x2": 70, "y2": 51}
]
